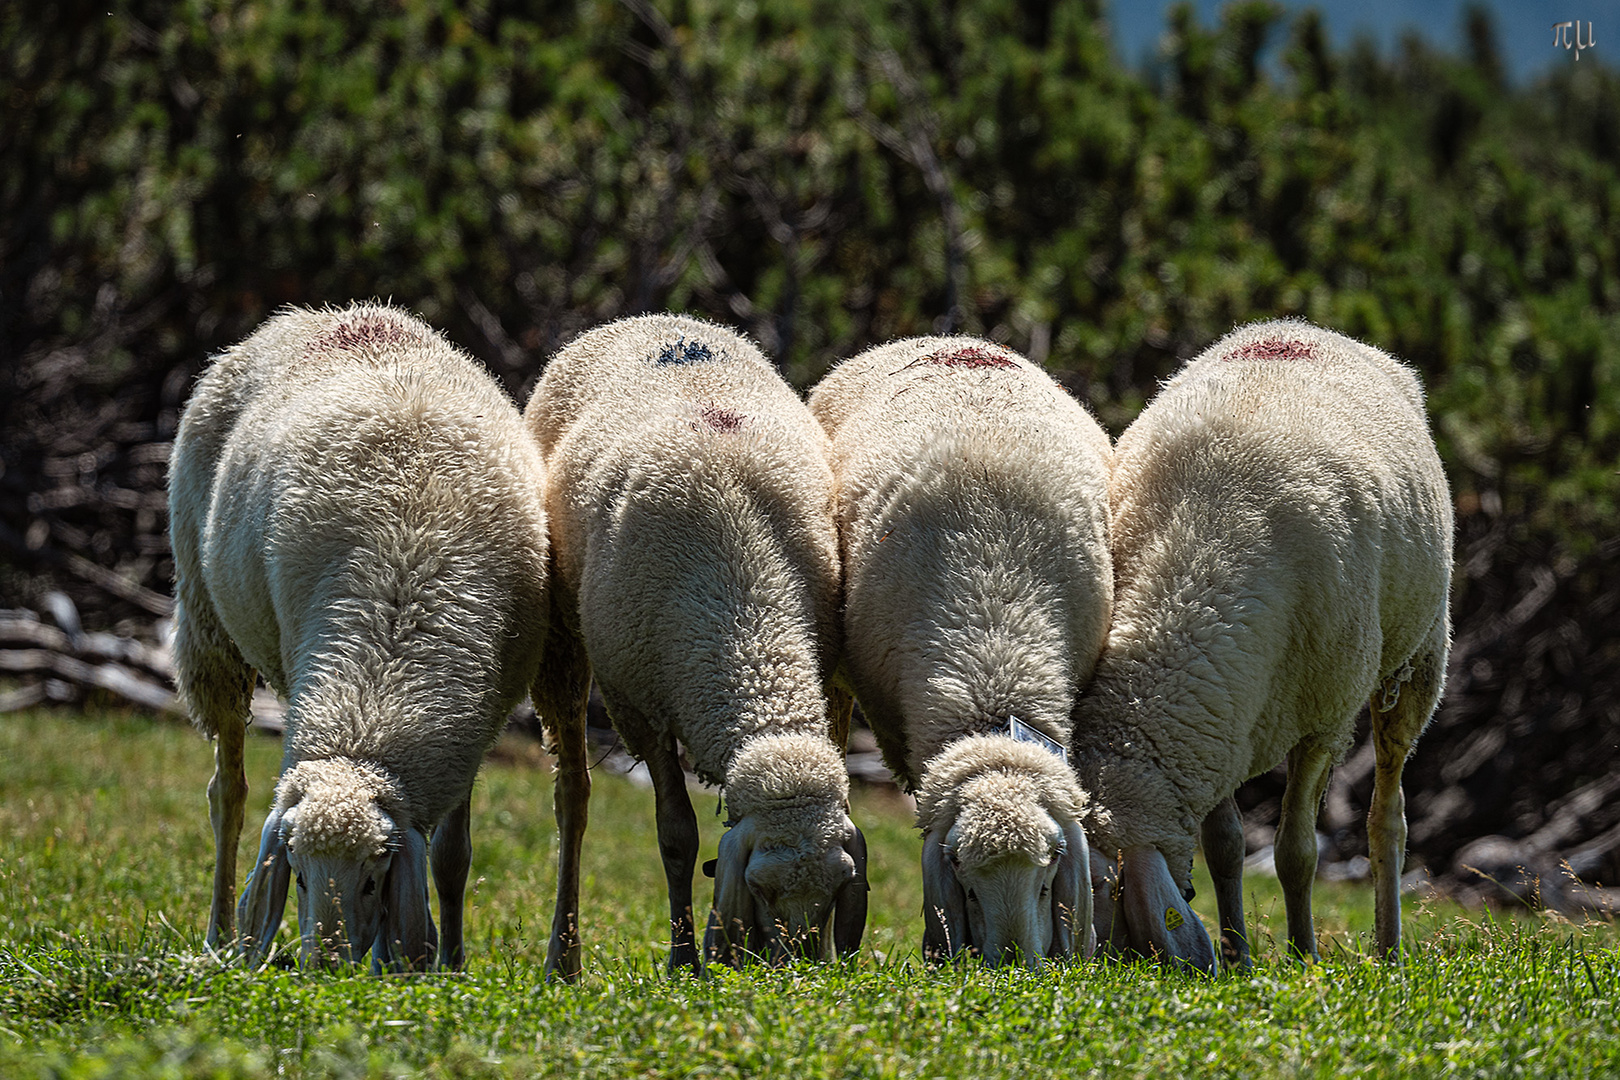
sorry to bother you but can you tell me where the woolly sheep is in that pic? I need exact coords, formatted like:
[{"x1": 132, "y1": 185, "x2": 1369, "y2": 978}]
[
  {"x1": 808, "y1": 337, "x2": 1112, "y2": 967},
  {"x1": 1072, "y1": 319, "x2": 1452, "y2": 971},
  {"x1": 169, "y1": 303, "x2": 550, "y2": 970},
  {"x1": 524, "y1": 313, "x2": 866, "y2": 978}
]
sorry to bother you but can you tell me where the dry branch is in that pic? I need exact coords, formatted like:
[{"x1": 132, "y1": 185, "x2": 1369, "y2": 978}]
[
  {"x1": 0, "y1": 600, "x2": 287, "y2": 730},
  {"x1": 0, "y1": 614, "x2": 173, "y2": 676},
  {"x1": 0, "y1": 646, "x2": 180, "y2": 715}
]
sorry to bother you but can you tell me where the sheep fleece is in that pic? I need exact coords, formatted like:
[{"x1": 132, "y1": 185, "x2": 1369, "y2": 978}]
[
  {"x1": 525, "y1": 313, "x2": 843, "y2": 786},
  {"x1": 809, "y1": 336, "x2": 1114, "y2": 785},
  {"x1": 171, "y1": 302, "x2": 550, "y2": 843},
  {"x1": 1073, "y1": 319, "x2": 1453, "y2": 866}
]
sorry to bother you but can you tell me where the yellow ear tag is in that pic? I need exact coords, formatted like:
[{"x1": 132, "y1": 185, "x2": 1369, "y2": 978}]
[{"x1": 1164, "y1": 907, "x2": 1184, "y2": 930}]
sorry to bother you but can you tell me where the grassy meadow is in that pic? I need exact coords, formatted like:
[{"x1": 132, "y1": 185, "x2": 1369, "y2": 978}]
[{"x1": 1, "y1": 708, "x2": 1616, "y2": 1079}]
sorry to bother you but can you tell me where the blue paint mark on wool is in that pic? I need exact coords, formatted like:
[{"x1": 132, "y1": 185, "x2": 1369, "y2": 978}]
[{"x1": 653, "y1": 336, "x2": 720, "y2": 366}]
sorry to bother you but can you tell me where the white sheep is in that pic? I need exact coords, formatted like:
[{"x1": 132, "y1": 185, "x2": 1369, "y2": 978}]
[
  {"x1": 523, "y1": 313, "x2": 866, "y2": 977},
  {"x1": 1072, "y1": 319, "x2": 1453, "y2": 970},
  {"x1": 168, "y1": 302, "x2": 550, "y2": 970},
  {"x1": 808, "y1": 337, "x2": 1112, "y2": 967}
]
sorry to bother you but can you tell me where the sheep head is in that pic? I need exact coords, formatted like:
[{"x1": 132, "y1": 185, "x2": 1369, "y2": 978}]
[
  {"x1": 236, "y1": 758, "x2": 436, "y2": 970},
  {"x1": 916, "y1": 735, "x2": 1094, "y2": 968},
  {"x1": 704, "y1": 734, "x2": 867, "y2": 967},
  {"x1": 1074, "y1": 754, "x2": 1216, "y2": 973},
  {"x1": 1087, "y1": 843, "x2": 1215, "y2": 974}
]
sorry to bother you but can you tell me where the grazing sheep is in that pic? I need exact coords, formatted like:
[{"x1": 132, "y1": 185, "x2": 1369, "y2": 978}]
[
  {"x1": 808, "y1": 337, "x2": 1112, "y2": 967},
  {"x1": 1072, "y1": 319, "x2": 1452, "y2": 971},
  {"x1": 169, "y1": 303, "x2": 550, "y2": 970},
  {"x1": 524, "y1": 313, "x2": 866, "y2": 978}
]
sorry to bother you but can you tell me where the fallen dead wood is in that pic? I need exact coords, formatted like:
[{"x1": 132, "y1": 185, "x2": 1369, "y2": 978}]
[
  {"x1": 0, "y1": 596, "x2": 286, "y2": 731},
  {"x1": 0, "y1": 520, "x2": 174, "y2": 619},
  {"x1": 0, "y1": 682, "x2": 48, "y2": 712},
  {"x1": 0, "y1": 646, "x2": 180, "y2": 715},
  {"x1": 0, "y1": 613, "x2": 174, "y2": 677}
]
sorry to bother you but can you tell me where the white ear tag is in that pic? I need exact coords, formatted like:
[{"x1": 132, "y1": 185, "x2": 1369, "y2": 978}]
[{"x1": 1008, "y1": 715, "x2": 1068, "y2": 763}]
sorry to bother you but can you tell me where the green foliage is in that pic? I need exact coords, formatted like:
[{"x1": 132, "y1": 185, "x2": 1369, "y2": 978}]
[
  {"x1": 16, "y1": 1, "x2": 1616, "y2": 563},
  {"x1": 1, "y1": 710, "x2": 1617, "y2": 1078},
  {"x1": 5, "y1": 0, "x2": 1618, "y2": 546}
]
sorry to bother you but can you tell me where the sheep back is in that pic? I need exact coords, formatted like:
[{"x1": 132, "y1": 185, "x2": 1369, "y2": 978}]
[
  {"x1": 526, "y1": 313, "x2": 842, "y2": 786},
  {"x1": 808, "y1": 336, "x2": 1113, "y2": 787},
  {"x1": 1074, "y1": 318, "x2": 1452, "y2": 862},
  {"x1": 171, "y1": 302, "x2": 550, "y2": 837}
]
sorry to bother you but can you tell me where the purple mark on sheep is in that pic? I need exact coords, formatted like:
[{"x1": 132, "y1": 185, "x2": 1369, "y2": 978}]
[
  {"x1": 924, "y1": 346, "x2": 1018, "y2": 369},
  {"x1": 695, "y1": 403, "x2": 747, "y2": 432},
  {"x1": 308, "y1": 314, "x2": 421, "y2": 357},
  {"x1": 1224, "y1": 338, "x2": 1316, "y2": 362}
]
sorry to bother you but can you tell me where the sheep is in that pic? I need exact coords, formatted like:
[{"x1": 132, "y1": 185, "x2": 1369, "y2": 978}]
[
  {"x1": 168, "y1": 302, "x2": 550, "y2": 970},
  {"x1": 1071, "y1": 319, "x2": 1453, "y2": 971},
  {"x1": 523, "y1": 313, "x2": 866, "y2": 978},
  {"x1": 807, "y1": 336, "x2": 1112, "y2": 967}
]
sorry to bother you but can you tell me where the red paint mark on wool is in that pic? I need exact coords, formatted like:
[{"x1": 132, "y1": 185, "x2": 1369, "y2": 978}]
[
  {"x1": 311, "y1": 314, "x2": 421, "y2": 356},
  {"x1": 923, "y1": 346, "x2": 1018, "y2": 369},
  {"x1": 696, "y1": 403, "x2": 746, "y2": 432},
  {"x1": 1224, "y1": 338, "x2": 1316, "y2": 362}
]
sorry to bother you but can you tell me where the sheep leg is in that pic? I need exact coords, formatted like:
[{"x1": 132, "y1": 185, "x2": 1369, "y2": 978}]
[
  {"x1": 1200, "y1": 795, "x2": 1250, "y2": 970},
  {"x1": 545, "y1": 711, "x2": 591, "y2": 982},
  {"x1": 431, "y1": 794, "x2": 473, "y2": 971},
  {"x1": 533, "y1": 612, "x2": 593, "y2": 983},
  {"x1": 1368, "y1": 629, "x2": 1447, "y2": 962},
  {"x1": 174, "y1": 595, "x2": 256, "y2": 953},
  {"x1": 1275, "y1": 739, "x2": 1336, "y2": 962},
  {"x1": 205, "y1": 712, "x2": 249, "y2": 951},
  {"x1": 1367, "y1": 735, "x2": 1408, "y2": 962},
  {"x1": 827, "y1": 682, "x2": 855, "y2": 753},
  {"x1": 647, "y1": 734, "x2": 701, "y2": 974}
]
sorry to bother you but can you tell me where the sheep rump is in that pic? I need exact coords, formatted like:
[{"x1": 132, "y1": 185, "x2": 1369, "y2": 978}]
[
  {"x1": 809, "y1": 336, "x2": 1112, "y2": 966},
  {"x1": 525, "y1": 313, "x2": 864, "y2": 978},
  {"x1": 169, "y1": 302, "x2": 549, "y2": 970},
  {"x1": 1073, "y1": 318, "x2": 1452, "y2": 969}
]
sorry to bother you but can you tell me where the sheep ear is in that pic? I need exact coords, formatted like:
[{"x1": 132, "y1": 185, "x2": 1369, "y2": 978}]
[
  {"x1": 1049, "y1": 820, "x2": 1094, "y2": 959},
  {"x1": 237, "y1": 808, "x2": 291, "y2": 966},
  {"x1": 1119, "y1": 845, "x2": 1216, "y2": 974},
  {"x1": 833, "y1": 823, "x2": 869, "y2": 958},
  {"x1": 380, "y1": 827, "x2": 437, "y2": 972},
  {"x1": 920, "y1": 827, "x2": 969, "y2": 963},
  {"x1": 1089, "y1": 847, "x2": 1129, "y2": 956},
  {"x1": 703, "y1": 819, "x2": 755, "y2": 968}
]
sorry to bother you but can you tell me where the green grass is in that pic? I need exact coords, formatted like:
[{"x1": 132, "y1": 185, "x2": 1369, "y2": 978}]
[{"x1": 1, "y1": 709, "x2": 1616, "y2": 1078}]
